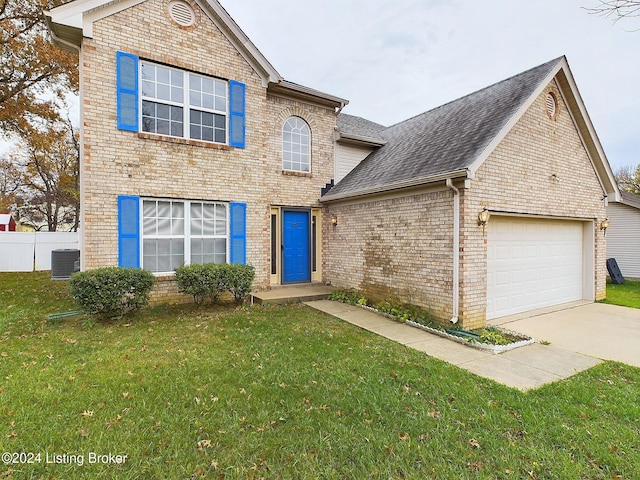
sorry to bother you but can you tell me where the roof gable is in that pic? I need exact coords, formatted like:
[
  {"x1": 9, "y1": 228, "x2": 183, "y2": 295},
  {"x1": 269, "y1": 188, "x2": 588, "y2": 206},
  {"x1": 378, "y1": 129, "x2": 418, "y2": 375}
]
[
  {"x1": 45, "y1": 0, "x2": 281, "y2": 86},
  {"x1": 325, "y1": 57, "x2": 620, "y2": 202},
  {"x1": 46, "y1": 0, "x2": 348, "y2": 106},
  {"x1": 45, "y1": 0, "x2": 349, "y2": 108}
]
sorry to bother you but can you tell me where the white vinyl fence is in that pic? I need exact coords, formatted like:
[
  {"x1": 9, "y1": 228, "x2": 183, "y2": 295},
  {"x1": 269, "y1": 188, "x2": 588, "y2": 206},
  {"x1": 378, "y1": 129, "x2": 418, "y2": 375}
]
[{"x1": 0, "y1": 232, "x2": 79, "y2": 272}]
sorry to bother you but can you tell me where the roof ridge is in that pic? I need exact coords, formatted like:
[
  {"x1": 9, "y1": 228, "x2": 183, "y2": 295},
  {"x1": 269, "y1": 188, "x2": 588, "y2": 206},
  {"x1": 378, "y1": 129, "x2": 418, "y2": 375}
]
[{"x1": 381, "y1": 56, "x2": 565, "y2": 132}]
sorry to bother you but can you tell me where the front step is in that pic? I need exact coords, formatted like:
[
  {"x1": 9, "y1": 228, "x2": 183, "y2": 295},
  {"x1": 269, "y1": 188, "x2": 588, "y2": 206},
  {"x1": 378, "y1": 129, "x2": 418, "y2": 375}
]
[{"x1": 251, "y1": 285, "x2": 335, "y2": 305}]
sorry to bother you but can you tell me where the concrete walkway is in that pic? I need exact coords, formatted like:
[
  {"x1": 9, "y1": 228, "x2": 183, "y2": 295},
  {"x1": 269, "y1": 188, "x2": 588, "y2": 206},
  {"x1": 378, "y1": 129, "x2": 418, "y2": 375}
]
[{"x1": 305, "y1": 300, "x2": 602, "y2": 391}]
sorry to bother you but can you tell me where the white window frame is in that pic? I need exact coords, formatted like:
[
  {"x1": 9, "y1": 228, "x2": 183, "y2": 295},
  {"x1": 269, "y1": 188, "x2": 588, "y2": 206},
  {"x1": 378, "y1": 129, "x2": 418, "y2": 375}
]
[
  {"x1": 141, "y1": 198, "x2": 229, "y2": 274},
  {"x1": 140, "y1": 60, "x2": 229, "y2": 144},
  {"x1": 282, "y1": 116, "x2": 311, "y2": 173}
]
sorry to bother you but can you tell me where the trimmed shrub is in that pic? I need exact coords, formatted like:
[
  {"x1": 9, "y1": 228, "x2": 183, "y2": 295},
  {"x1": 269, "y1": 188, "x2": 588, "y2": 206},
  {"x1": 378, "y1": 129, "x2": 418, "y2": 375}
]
[
  {"x1": 174, "y1": 263, "x2": 255, "y2": 304},
  {"x1": 175, "y1": 263, "x2": 225, "y2": 304},
  {"x1": 221, "y1": 264, "x2": 255, "y2": 302},
  {"x1": 69, "y1": 267, "x2": 155, "y2": 319}
]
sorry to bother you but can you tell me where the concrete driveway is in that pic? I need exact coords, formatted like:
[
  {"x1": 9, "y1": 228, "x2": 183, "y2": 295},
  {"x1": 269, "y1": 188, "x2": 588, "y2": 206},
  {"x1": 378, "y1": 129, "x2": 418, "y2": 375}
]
[{"x1": 490, "y1": 302, "x2": 640, "y2": 367}]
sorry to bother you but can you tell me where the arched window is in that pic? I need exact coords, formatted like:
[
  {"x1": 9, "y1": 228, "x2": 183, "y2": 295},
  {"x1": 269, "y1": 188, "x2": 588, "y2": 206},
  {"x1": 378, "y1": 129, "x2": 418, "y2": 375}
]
[{"x1": 282, "y1": 117, "x2": 310, "y2": 173}]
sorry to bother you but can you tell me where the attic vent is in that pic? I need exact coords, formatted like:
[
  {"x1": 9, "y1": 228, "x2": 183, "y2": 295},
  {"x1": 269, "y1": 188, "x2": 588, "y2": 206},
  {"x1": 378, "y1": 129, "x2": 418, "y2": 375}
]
[
  {"x1": 545, "y1": 92, "x2": 558, "y2": 120},
  {"x1": 168, "y1": 0, "x2": 195, "y2": 27}
]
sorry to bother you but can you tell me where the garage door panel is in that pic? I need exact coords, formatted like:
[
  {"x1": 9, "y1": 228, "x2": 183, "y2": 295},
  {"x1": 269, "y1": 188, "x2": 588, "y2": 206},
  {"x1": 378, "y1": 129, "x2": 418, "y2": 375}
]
[
  {"x1": 495, "y1": 271, "x2": 510, "y2": 286},
  {"x1": 487, "y1": 217, "x2": 583, "y2": 319}
]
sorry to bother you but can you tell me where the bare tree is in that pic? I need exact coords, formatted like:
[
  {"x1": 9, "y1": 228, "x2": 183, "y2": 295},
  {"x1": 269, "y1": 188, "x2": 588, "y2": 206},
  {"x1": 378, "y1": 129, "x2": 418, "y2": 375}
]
[
  {"x1": 585, "y1": 1, "x2": 640, "y2": 25},
  {"x1": 615, "y1": 164, "x2": 640, "y2": 194},
  {"x1": 8, "y1": 116, "x2": 80, "y2": 231},
  {"x1": 0, "y1": 155, "x2": 21, "y2": 211}
]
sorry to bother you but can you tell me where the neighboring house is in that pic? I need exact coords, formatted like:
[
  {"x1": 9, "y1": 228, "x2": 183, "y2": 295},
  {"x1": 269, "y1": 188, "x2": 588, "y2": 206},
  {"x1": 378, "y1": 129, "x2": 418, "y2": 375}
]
[
  {"x1": 606, "y1": 191, "x2": 640, "y2": 279},
  {"x1": 46, "y1": 0, "x2": 620, "y2": 328},
  {"x1": 0, "y1": 213, "x2": 16, "y2": 232}
]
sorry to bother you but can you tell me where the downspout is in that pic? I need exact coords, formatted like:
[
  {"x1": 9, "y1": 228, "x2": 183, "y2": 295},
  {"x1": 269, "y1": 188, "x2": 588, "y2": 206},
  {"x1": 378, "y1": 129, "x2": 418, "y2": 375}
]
[{"x1": 446, "y1": 178, "x2": 459, "y2": 324}]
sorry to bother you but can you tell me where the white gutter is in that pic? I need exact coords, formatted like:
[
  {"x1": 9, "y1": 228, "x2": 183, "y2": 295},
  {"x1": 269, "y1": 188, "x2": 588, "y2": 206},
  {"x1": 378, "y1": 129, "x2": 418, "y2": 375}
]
[
  {"x1": 45, "y1": 13, "x2": 82, "y2": 52},
  {"x1": 445, "y1": 178, "x2": 460, "y2": 324},
  {"x1": 336, "y1": 131, "x2": 387, "y2": 147},
  {"x1": 320, "y1": 169, "x2": 468, "y2": 203}
]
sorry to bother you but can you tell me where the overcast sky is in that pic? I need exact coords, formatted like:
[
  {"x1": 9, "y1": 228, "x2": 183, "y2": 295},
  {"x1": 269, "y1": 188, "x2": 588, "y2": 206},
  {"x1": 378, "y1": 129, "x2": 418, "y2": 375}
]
[{"x1": 223, "y1": 0, "x2": 639, "y2": 172}]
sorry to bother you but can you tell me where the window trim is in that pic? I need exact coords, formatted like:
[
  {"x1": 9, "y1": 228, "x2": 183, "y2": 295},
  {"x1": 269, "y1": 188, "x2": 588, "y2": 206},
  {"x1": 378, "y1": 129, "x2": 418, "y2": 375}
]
[
  {"x1": 140, "y1": 60, "x2": 229, "y2": 145},
  {"x1": 282, "y1": 116, "x2": 311, "y2": 173},
  {"x1": 140, "y1": 197, "x2": 230, "y2": 274}
]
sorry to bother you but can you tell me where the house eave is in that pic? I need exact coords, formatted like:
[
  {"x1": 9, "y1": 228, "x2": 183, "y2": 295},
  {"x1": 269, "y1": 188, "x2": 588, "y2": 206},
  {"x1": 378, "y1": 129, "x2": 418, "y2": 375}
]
[
  {"x1": 44, "y1": 14, "x2": 83, "y2": 51},
  {"x1": 554, "y1": 64, "x2": 621, "y2": 202},
  {"x1": 199, "y1": 0, "x2": 281, "y2": 86},
  {"x1": 268, "y1": 81, "x2": 348, "y2": 109},
  {"x1": 335, "y1": 131, "x2": 386, "y2": 147},
  {"x1": 45, "y1": 0, "x2": 148, "y2": 46},
  {"x1": 615, "y1": 192, "x2": 640, "y2": 209},
  {"x1": 320, "y1": 169, "x2": 469, "y2": 203}
]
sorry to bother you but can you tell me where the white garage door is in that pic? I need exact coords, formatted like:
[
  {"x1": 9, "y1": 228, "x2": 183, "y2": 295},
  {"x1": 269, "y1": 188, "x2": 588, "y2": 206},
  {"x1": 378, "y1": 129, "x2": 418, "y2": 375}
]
[{"x1": 486, "y1": 217, "x2": 583, "y2": 320}]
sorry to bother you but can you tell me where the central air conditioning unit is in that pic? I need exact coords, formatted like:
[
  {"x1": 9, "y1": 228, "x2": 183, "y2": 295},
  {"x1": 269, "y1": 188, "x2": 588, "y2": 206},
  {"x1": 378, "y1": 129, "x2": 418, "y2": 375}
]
[{"x1": 51, "y1": 249, "x2": 80, "y2": 280}]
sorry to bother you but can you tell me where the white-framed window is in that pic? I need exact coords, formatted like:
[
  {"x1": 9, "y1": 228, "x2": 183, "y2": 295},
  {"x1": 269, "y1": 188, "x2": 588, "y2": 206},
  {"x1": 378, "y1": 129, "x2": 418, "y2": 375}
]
[
  {"x1": 282, "y1": 116, "x2": 311, "y2": 172},
  {"x1": 141, "y1": 61, "x2": 228, "y2": 144},
  {"x1": 142, "y1": 199, "x2": 228, "y2": 273}
]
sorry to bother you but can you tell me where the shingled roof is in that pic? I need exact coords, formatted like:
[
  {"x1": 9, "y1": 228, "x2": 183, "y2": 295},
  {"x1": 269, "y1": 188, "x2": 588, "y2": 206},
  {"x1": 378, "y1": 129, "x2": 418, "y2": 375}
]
[
  {"x1": 323, "y1": 57, "x2": 564, "y2": 200},
  {"x1": 620, "y1": 191, "x2": 640, "y2": 209},
  {"x1": 336, "y1": 113, "x2": 386, "y2": 138}
]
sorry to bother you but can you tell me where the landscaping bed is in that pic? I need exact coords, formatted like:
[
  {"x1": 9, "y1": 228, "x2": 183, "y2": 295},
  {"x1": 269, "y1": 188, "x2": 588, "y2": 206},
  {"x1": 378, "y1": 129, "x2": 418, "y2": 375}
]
[
  {"x1": 329, "y1": 289, "x2": 533, "y2": 353},
  {"x1": 406, "y1": 321, "x2": 533, "y2": 354}
]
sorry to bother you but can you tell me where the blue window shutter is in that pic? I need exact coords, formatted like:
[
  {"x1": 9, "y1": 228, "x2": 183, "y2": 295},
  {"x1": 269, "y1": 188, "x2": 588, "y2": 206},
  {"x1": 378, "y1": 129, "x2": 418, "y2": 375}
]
[
  {"x1": 118, "y1": 195, "x2": 140, "y2": 268},
  {"x1": 229, "y1": 80, "x2": 246, "y2": 148},
  {"x1": 116, "y1": 52, "x2": 139, "y2": 131},
  {"x1": 229, "y1": 202, "x2": 247, "y2": 264}
]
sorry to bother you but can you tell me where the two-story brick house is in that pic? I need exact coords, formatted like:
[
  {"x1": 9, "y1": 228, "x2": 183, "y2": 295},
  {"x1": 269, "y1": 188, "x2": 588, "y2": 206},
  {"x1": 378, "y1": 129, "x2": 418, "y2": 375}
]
[
  {"x1": 47, "y1": 0, "x2": 620, "y2": 328},
  {"x1": 46, "y1": 0, "x2": 347, "y2": 301}
]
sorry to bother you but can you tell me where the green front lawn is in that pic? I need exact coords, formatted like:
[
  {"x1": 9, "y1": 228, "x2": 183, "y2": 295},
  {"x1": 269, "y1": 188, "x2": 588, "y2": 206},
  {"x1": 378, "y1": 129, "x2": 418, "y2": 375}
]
[
  {"x1": 1, "y1": 272, "x2": 639, "y2": 478},
  {"x1": 602, "y1": 278, "x2": 640, "y2": 309}
]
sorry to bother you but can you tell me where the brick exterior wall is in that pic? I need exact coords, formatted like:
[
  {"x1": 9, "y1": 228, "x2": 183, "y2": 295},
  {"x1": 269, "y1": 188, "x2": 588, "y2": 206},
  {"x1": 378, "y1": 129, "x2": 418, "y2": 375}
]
[
  {"x1": 323, "y1": 80, "x2": 608, "y2": 328},
  {"x1": 459, "y1": 80, "x2": 607, "y2": 328},
  {"x1": 79, "y1": 0, "x2": 337, "y2": 300},
  {"x1": 77, "y1": 1, "x2": 608, "y2": 321},
  {"x1": 323, "y1": 188, "x2": 455, "y2": 321}
]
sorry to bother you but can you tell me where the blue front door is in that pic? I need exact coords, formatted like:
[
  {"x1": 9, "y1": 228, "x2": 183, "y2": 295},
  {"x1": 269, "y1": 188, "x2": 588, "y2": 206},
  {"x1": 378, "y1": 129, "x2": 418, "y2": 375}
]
[{"x1": 283, "y1": 210, "x2": 310, "y2": 283}]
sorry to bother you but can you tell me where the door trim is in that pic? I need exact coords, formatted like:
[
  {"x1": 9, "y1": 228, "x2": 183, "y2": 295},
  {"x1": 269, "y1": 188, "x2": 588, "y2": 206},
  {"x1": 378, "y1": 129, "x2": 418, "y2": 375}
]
[{"x1": 270, "y1": 207, "x2": 322, "y2": 286}]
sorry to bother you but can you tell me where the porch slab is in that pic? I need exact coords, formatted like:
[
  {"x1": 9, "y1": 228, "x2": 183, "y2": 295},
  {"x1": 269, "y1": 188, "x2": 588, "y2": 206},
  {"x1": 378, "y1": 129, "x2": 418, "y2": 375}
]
[{"x1": 252, "y1": 284, "x2": 335, "y2": 305}]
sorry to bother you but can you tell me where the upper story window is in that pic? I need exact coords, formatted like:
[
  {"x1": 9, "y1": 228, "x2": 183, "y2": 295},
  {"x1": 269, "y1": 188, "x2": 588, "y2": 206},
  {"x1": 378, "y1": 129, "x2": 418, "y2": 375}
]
[
  {"x1": 116, "y1": 52, "x2": 246, "y2": 148},
  {"x1": 282, "y1": 117, "x2": 310, "y2": 173},
  {"x1": 141, "y1": 61, "x2": 228, "y2": 143}
]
